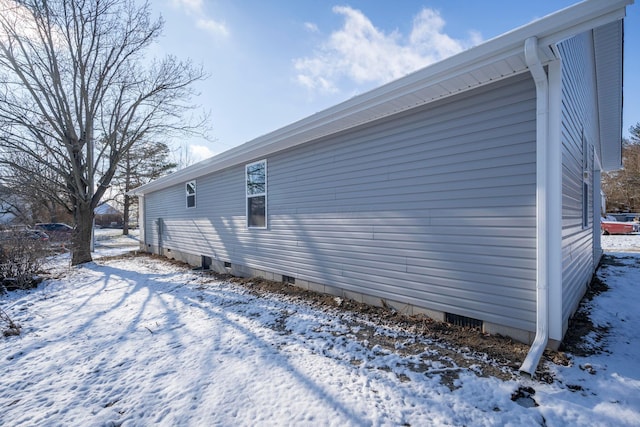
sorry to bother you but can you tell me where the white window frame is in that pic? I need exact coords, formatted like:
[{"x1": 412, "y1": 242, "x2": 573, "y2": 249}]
[
  {"x1": 186, "y1": 180, "x2": 196, "y2": 208},
  {"x1": 246, "y1": 159, "x2": 267, "y2": 229},
  {"x1": 582, "y1": 134, "x2": 590, "y2": 229}
]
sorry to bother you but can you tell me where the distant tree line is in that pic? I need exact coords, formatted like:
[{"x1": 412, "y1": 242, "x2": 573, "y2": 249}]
[{"x1": 602, "y1": 123, "x2": 640, "y2": 213}]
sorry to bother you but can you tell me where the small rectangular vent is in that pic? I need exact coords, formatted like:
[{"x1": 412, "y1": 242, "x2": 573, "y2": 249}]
[
  {"x1": 224, "y1": 261, "x2": 232, "y2": 268},
  {"x1": 282, "y1": 275, "x2": 295, "y2": 284},
  {"x1": 445, "y1": 313, "x2": 483, "y2": 330},
  {"x1": 201, "y1": 255, "x2": 212, "y2": 270}
]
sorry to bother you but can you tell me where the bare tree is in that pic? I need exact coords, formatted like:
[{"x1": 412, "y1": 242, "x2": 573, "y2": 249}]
[
  {"x1": 0, "y1": 0, "x2": 207, "y2": 264},
  {"x1": 0, "y1": 150, "x2": 73, "y2": 224},
  {"x1": 602, "y1": 123, "x2": 640, "y2": 212},
  {"x1": 172, "y1": 141, "x2": 197, "y2": 170}
]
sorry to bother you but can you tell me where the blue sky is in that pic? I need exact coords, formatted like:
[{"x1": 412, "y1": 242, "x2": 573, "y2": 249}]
[{"x1": 153, "y1": 0, "x2": 639, "y2": 161}]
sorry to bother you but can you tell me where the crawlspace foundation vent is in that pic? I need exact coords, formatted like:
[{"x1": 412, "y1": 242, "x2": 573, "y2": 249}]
[
  {"x1": 282, "y1": 275, "x2": 296, "y2": 284},
  {"x1": 201, "y1": 255, "x2": 212, "y2": 270},
  {"x1": 445, "y1": 313, "x2": 483, "y2": 330}
]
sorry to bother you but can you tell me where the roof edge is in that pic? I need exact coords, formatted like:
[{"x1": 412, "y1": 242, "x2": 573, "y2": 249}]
[{"x1": 130, "y1": 0, "x2": 632, "y2": 196}]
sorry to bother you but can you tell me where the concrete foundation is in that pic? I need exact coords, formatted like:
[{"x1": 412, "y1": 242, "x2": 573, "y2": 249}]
[{"x1": 142, "y1": 244, "x2": 546, "y2": 347}]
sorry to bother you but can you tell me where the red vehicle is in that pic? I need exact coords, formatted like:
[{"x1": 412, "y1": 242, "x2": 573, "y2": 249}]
[{"x1": 601, "y1": 216, "x2": 639, "y2": 235}]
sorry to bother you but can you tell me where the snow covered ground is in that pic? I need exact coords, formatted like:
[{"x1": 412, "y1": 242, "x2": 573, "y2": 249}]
[{"x1": 0, "y1": 230, "x2": 638, "y2": 426}]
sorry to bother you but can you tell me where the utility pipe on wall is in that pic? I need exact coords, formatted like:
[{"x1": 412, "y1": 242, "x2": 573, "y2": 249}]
[{"x1": 520, "y1": 36, "x2": 550, "y2": 376}]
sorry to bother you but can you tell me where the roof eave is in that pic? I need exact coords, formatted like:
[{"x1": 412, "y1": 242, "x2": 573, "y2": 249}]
[{"x1": 129, "y1": 0, "x2": 632, "y2": 196}]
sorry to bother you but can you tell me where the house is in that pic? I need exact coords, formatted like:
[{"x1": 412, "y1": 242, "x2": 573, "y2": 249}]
[
  {"x1": 129, "y1": 0, "x2": 632, "y2": 374},
  {"x1": 94, "y1": 203, "x2": 123, "y2": 228}
]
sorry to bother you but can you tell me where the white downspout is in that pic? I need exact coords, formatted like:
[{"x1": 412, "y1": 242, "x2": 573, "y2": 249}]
[
  {"x1": 520, "y1": 36, "x2": 550, "y2": 376},
  {"x1": 138, "y1": 195, "x2": 146, "y2": 252}
]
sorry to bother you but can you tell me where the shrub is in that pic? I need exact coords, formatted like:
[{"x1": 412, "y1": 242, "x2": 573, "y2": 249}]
[
  {"x1": 0, "y1": 306, "x2": 20, "y2": 337},
  {"x1": 0, "y1": 229, "x2": 48, "y2": 292}
]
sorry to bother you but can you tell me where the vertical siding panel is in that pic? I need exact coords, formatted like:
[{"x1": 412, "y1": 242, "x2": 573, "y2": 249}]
[{"x1": 144, "y1": 73, "x2": 538, "y2": 332}]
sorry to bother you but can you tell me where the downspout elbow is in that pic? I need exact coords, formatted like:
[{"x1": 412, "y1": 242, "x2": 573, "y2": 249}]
[
  {"x1": 525, "y1": 37, "x2": 550, "y2": 89},
  {"x1": 520, "y1": 36, "x2": 550, "y2": 376}
]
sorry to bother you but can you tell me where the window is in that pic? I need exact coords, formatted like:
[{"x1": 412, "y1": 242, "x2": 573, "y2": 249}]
[
  {"x1": 246, "y1": 160, "x2": 266, "y2": 228},
  {"x1": 582, "y1": 133, "x2": 590, "y2": 229},
  {"x1": 186, "y1": 180, "x2": 196, "y2": 208},
  {"x1": 582, "y1": 181, "x2": 589, "y2": 228}
]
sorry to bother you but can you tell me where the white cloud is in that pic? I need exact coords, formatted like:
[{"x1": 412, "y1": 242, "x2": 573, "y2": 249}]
[
  {"x1": 170, "y1": 0, "x2": 202, "y2": 14},
  {"x1": 189, "y1": 144, "x2": 215, "y2": 162},
  {"x1": 170, "y1": 0, "x2": 229, "y2": 38},
  {"x1": 294, "y1": 6, "x2": 482, "y2": 93},
  {"x1": 408, "y1": 8, "x2": 463, "y2": 59},
  {"x1": 196, "y1": 18, "x2": 229, "y2": 37},
  {"x1": 304, "y1": 22, "x2": 319, "y2": 33}
]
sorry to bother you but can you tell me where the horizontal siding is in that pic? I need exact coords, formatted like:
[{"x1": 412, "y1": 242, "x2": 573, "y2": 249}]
[
  {"x1": 558, "y1": 32, "x2": 599, "y2": 327},
  {"x1": 145, "y1": 72, "x2": 538, "y2": 332}
]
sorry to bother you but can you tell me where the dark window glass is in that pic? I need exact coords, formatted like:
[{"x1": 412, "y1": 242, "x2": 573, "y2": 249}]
[
  {"x1": 186, "y1": 181, "x2": 196, "y2": 208},
  {"x1": 247, "y1": 196, "x2": 266, "y2": 228},
  {"x1": 583, "y1": 181, "x2": 589, "y2": 228}
]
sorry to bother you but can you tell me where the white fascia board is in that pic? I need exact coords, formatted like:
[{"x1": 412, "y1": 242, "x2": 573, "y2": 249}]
[{"x1": 129, "y1": 0, "x2": 632, "y2": 197}]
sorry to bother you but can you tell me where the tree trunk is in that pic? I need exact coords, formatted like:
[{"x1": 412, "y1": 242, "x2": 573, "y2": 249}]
[
  {"x1": 123, "y1": 153, "x2": 131, "y2": 236},
  {"x1": 123, "y1": 195, "x2": 130, "y2": 236},
  {"x1": 72, "y1": 201, "x2": 94, "y2": 265}
]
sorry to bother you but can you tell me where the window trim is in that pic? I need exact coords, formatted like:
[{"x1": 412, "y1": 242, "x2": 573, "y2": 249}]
[
  {"x1": 582, "y1": 133, "x2": 590, "y2": 229},
  {"x1": 246, "y1": 159, "x2": 267, "y2": 229},
  {"x1": 186, "y1": 180, "x2": 196, "y2": 209},
  {"x1": 582, "y1": 180, "x2": 589, "y2": 229}
]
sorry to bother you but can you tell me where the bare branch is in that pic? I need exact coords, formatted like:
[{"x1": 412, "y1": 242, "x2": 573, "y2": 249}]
[{"x1": 0, "y1": 0, "x2": 208, "y2": 264}]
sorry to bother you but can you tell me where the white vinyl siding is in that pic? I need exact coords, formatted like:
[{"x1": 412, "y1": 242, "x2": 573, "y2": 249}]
[
  {"x1": 558, "y1": 32, "x2": 600, "y2": 329},
  {"x1": 144, "y1": 73, "x2": 538, "y2": 332}
]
